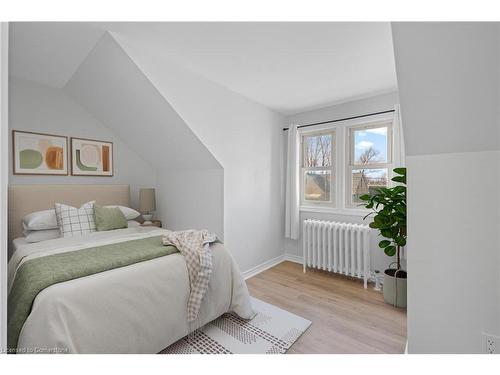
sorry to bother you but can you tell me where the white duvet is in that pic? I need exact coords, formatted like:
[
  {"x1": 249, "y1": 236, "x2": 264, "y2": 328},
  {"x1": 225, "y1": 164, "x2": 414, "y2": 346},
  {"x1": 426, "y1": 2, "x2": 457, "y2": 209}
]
[{"x1": 8, "y1": 227, "x2": 254, "y2": 354}]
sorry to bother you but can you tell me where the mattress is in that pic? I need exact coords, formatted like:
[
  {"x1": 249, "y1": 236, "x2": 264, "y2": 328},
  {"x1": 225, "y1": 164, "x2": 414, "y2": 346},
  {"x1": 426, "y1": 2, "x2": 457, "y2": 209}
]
[
  {"x1": 10, "y1": 238, "x2": 29, "y2": 260},
  {"x1": 8, "y1": 226, "x2": 254, "y2": 353}
]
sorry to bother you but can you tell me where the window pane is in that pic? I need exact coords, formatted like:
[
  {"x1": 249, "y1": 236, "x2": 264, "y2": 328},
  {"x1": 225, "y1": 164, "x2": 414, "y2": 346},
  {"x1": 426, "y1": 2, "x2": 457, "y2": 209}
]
[
  {"x1": 304, "y1": 170, "x2": 331, "y2": 202},
  {"x1": 353, "y1": 126, "x2": 388, "y2": 164},
  {"x1": 351, "y1": 168, "x2": 388, "y2": 204},
  {"x1": 304, "y1": 134, "x2": 332, "y2": 167}
]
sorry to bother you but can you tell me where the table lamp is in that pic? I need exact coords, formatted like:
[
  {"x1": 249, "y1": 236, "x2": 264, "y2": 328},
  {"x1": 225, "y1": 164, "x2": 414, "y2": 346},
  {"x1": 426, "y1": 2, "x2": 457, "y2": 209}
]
[{"x1": 139, "y1": 188, "x2": 156, "y2": 225}]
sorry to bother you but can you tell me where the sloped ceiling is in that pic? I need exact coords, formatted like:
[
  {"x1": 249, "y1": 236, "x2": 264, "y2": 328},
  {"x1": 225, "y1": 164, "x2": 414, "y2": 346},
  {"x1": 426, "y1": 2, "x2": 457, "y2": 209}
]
[
  {"x1": 102, "y1": 22, "x2": 397, "y2": 115},
  {"x1": 64, "y1": 32, "x2": 221, "y2": 171},
  {"x1": 9, "y1": 23, "x2": 105, "y2": 88},
  {"x1": 10, "y1": 22, "x2": 397, "y2": 114}
]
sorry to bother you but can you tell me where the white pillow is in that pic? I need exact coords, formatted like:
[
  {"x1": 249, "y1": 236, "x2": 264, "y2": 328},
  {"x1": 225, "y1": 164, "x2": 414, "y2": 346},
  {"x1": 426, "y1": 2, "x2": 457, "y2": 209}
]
[
  {"x1": 23, "y1": 228, "x2": 61, "y2": 243},
  {"x1": 127, "y1": 220, "x2": 140, "y2": 228},
  {"x1": 105, "y1": 206, "x2": 141, "y2": 221},
  {"x1": 55, "y1": 201, "x2": 97, "y2": 238},
  {"x1": 22, "y1": 209, "x2": 58, "y2": 231}
]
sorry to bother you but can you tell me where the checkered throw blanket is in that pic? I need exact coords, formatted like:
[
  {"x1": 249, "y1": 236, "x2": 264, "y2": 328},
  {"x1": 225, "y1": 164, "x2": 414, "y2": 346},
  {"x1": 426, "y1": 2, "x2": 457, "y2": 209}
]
[{"x1": 162, "y1": 229, "x2": 217, "y2": 322}]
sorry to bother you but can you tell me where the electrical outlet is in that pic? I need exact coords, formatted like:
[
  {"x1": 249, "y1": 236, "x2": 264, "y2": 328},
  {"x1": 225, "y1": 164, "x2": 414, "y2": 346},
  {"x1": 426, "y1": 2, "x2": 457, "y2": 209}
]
[
  {"x1": 483, "y1": 333, "x2": 500, "y2": 354},
  {"x1": 487, "y1": 336, "x2": 495, "y2": 354}
]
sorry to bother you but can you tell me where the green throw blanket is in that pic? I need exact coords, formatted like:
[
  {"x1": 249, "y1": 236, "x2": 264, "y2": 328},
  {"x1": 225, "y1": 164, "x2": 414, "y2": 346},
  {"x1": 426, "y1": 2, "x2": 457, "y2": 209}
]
[{"x1": 8, "y1": 235, "x2": 178, "y2": 351}]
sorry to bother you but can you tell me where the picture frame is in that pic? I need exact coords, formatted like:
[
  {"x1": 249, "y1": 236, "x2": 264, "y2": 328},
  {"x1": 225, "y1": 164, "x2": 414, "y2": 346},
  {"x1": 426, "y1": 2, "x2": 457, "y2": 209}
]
[
  {"x1": 12, "y1": 130, "x2": 69, "y2": 175},
  {"x1": 70, "y1": 137, "x2": 114, "y2": 177}
]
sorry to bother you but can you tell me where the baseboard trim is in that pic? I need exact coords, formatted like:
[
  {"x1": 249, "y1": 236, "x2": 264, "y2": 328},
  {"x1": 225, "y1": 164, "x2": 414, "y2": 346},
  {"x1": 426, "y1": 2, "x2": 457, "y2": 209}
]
[
  {"x1": 243, "y1": 253, "x2": 379, "y2": 287},
  {"x1": 285, "y1": 254, "x2": 380, "y2": 284},
  {"x1": 248, "y1": 253, "x2": 384, "y2": 285},
  {"x1": 284, "y1": 253, "x2": 303, "y2": 264},
  {"x1": 243, "y1": 253, "x2": 304, "y2": 280},
  {"x1": 243, "y1": 255, "x2": 285, "y2": 280}
]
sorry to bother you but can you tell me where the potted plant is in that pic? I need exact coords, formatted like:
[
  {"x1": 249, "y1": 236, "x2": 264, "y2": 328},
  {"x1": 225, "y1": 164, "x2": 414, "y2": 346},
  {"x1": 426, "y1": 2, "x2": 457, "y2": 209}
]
[{"x1": 359, "y1": 167, "x2": 407, "y2": 308}]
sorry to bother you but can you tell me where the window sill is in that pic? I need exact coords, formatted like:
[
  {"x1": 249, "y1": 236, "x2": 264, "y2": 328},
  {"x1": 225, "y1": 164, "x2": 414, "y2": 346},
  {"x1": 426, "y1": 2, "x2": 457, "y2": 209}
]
[{"x1": 299, "y1": 206, "x2": 370, "y2": 217}]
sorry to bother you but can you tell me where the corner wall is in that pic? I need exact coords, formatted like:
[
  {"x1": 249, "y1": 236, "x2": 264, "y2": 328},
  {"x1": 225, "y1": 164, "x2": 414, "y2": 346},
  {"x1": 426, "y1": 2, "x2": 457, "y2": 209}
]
[
  {"x1": 64, "y1": 33, "x2": 224, "y2": 239},
  {"x1": 392, "y1": 22, "x2": 500, "y2": 353},
  {"x1": 284, "y1": 92, "x2": 401, "y2": 273},
  {"x1": 156, "y1": 169, "x2": 224, "y2": 241},
  {"x1": 113, "y1": 33, "x2": 286, "y2": 272},
  {"x1": 8, "y1": 77, "x2": 157, "y2": 209}
]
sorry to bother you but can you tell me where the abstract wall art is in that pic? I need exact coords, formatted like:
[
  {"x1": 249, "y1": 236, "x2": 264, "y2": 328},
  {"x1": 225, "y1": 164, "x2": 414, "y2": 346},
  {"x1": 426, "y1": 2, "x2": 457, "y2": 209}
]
[
  {"x1": 12, "y1": 130, "x2": 68, "y2": 175},
  {"x1": 70, "y1": 137, "x2": 113, "y2": 177}
]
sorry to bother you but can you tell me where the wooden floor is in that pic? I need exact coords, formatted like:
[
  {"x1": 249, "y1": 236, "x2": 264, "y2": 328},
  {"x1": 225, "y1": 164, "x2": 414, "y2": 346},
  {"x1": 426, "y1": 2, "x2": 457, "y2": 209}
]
[{"x1": 246, "y1": 261, "x2": 407, "y2": 354}]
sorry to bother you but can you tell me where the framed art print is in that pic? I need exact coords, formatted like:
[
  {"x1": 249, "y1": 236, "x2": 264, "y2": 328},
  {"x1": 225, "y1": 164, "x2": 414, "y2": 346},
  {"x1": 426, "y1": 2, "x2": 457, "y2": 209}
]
[
  {"x1": 71, "y1": 137, "x2": 113, "y2": 176},
  {"x1": 12, "y1": 130, "x2": 68, "y2": 175}
]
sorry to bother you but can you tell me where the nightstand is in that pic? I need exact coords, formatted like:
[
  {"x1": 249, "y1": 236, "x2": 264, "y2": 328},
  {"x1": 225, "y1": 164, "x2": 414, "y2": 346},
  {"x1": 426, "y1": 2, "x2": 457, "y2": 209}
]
[{"x1": 140, "y1": 219, "x2": 162, "y2": 228}]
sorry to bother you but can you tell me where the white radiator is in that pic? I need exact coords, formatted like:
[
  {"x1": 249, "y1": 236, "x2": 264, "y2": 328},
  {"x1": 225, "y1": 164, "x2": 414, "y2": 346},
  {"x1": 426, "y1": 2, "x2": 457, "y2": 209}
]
[{"x1": 302, "y1": 219, "x2": 371, "y2": 288}]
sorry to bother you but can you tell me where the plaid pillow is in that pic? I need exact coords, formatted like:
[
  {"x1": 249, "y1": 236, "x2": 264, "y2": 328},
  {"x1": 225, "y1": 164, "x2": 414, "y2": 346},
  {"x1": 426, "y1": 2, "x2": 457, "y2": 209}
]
[{"x1": 54, "y1": 201, "x2": 97, "y2": 237}]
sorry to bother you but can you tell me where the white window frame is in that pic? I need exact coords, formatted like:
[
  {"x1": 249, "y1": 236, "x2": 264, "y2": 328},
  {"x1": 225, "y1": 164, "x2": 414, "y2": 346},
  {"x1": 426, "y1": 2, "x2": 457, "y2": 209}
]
[
  {"x1": 298, "y1": 112, "x2": 395, "y2": 215},
  {"x1": 346, "y1": 120, "x2": 393, "y2": 208},
  {"x1": 300, "y1": 129, "x2": 336, "y2": 208}
]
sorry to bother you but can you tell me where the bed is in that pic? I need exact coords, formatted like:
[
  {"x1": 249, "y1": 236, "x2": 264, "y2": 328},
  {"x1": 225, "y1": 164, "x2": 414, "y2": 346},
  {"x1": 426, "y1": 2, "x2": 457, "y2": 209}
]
[{"x1": 7, "y1": 184, "x2": 254, "y2": 354}]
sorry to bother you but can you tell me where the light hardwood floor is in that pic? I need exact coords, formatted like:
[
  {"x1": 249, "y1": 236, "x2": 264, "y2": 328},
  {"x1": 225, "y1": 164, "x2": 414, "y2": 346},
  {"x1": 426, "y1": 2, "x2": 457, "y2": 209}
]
[{"x1": 246, "y1": 261, "x2": 407, "y2": 354}]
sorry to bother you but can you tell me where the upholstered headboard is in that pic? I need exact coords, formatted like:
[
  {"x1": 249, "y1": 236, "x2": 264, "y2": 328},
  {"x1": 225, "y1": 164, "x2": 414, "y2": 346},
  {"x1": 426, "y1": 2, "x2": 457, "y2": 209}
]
[{"x1": 8, "y1": 184, "x2": 130, "y2": 244}]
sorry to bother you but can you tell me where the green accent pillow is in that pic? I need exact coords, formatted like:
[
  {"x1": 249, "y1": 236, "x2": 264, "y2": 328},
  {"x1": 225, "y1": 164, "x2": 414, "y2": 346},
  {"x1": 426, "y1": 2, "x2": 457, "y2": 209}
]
[{"x1": 94, "y1": 205, "x2": 128, "y2": 231}]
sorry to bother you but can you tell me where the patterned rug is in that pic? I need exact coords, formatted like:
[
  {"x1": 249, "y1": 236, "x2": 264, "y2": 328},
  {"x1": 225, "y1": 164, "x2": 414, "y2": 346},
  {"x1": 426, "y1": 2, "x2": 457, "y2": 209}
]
[{"x1": 160, "y1": 297, "x2": 311, "y2": 354}]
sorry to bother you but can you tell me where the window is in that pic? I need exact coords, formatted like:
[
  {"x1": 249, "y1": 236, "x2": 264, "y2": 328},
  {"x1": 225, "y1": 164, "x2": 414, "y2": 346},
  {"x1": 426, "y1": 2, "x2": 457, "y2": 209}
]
[
  {"x1": 347, "y1": 122, "x2": 392, "y2": 206},
  {"x1": 298, "y1": 117, "x2": 393, "y2": 212},
  {"x1": 301, "y1": 131, "x2": 335, "y2": 205}
]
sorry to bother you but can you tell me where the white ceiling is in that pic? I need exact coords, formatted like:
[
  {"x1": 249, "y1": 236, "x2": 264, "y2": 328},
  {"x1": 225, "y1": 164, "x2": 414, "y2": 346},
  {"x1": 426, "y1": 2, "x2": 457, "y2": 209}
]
[
  {"x1": 9, "y1": 23, "x2": 105, "y2": 88},
  {"x1": 9, "y1": 22, "x2": 397, "y2": 115}
]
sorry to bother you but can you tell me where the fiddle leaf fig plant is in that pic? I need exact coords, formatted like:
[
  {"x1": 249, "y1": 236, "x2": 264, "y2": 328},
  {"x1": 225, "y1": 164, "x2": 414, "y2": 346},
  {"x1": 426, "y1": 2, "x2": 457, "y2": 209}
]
[{"x1": 359, "y1": 167, "x2": 407, "y2": 270}]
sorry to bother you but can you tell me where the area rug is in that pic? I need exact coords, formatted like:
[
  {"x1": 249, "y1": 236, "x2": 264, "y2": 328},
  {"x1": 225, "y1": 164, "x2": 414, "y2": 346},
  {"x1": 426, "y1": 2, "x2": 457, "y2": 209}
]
[{"x1": 160, "y1": 297, "x2": 311, "y2": 354}]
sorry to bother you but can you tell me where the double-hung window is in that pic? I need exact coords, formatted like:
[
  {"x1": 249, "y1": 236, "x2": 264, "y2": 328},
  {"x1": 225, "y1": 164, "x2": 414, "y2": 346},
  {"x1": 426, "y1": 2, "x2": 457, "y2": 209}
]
[
  {"x1": 301, "y1": 131, "x2": 335, "y2": 206},
  {"x1": 298, "y1": 116, "x2": 393, "y2": 212},
  {"x1": 347, "y1": 121, "x2": 392, "y2": 207}
]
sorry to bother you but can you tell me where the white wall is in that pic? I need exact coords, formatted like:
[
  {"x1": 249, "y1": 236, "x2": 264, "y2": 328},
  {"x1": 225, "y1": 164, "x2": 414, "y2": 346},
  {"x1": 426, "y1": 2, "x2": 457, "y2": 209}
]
[
  {"x1": 65, "y1": 33, "x2": 224, "y2": 239},
  {"x1": 407, "y1": 151, "x2": 499, "y2": 353},
  {"x1": 156, "y1": 169, "x2": 224, "y2": 240},
  {"x1": 65, "y1": 33, "x2": 221, "y2": 172},
  {"x1": 284, "y1": 92, "x2": 402, "y2": 273},
  {"x1": 113, "y1": 33, "x2": 286, "y2": 273},
  {"x1": 394, "y1": 23, "x2": 499, "y2": 157},
  {"x1": 392, "y1": 22, "x2": 500, "y2": 353},
  {"x1": 289, "y1": 92, "x2": 399, "y2": 125},
  {"x1": 0, "y1": 22, "x2": 9, "y2": 352},
  {"x1": 9, "y1": 77, "x2": 157, "y2": 209}
]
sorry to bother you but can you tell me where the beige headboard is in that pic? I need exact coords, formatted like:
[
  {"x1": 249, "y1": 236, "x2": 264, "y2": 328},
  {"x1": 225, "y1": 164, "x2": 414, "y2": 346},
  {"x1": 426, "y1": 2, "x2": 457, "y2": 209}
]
[{"x1": 8, "y1": 184, "x2": 130, "y2": 243}]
